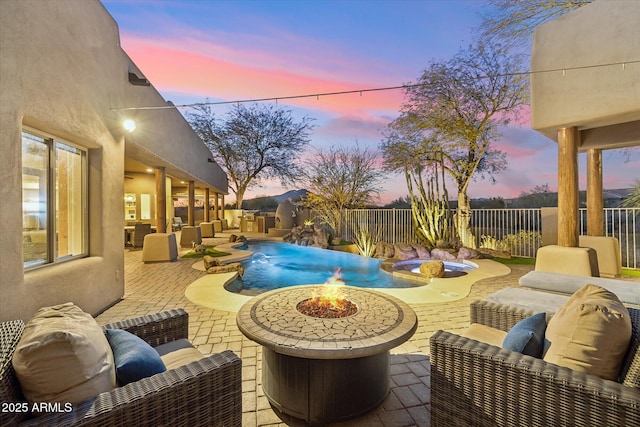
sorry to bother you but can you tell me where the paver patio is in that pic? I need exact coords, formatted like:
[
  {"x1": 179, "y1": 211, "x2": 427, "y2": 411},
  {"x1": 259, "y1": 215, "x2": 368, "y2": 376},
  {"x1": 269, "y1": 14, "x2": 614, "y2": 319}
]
[{"x1": 95, "y1": 231, "x2": 535, "y2": 427}]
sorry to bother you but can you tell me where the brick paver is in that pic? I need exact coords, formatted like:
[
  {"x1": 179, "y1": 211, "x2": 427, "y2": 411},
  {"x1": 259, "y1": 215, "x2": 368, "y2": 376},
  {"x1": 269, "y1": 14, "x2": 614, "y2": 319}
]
[{"x1": 95, "y1": 231, "x2": 533, "y2": 427}]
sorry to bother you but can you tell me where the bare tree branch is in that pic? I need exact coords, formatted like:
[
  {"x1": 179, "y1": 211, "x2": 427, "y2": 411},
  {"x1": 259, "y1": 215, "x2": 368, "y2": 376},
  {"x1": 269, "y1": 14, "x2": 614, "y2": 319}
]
[{"x1": 188, "y1": 103, "x2": 314, "y2": 208}]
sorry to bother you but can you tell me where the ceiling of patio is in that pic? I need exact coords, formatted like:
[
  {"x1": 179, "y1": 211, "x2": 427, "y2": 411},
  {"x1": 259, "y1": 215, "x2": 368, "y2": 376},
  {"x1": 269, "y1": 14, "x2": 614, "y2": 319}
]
[{"x1": 124, "y1": 156, "x2": 220, "y2": 194}]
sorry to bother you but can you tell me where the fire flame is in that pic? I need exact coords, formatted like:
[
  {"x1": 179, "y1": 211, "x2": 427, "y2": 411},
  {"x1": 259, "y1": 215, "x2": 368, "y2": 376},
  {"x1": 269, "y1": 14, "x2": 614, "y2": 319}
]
[{"x1": 313, "y1": 268, "x2": 347, "y2": 310}]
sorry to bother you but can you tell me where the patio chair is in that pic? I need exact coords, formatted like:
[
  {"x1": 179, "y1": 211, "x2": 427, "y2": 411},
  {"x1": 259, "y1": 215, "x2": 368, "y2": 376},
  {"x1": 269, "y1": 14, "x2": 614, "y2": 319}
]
[
  {"x1": 132, "y1": 222, "x2": 152, "y2": 248},
  {"x1": 430, "y1": 300, "x2": 640, "y2": 427},
  {"x1": 172, "y1": 217, "x2": 183, "y2": 231},
  {"x1": 1, "y1": 309, "x2": 242, "y2": 427}
]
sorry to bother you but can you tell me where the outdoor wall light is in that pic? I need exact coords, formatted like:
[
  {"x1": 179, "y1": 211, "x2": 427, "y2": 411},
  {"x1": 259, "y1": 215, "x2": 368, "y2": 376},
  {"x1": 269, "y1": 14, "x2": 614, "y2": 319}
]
[{"x1": 123, "y1": 119, "x2": 136, "y2": 133}]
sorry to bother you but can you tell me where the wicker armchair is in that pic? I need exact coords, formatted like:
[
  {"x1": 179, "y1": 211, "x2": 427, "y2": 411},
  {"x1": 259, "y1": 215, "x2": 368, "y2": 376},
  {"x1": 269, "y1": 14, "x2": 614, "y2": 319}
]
[
  {"x1": 430, "y1": 300, "x2": 640, "y2": 427},
  {"x1": 1, "y1": 309, "x2": 242, "y2": 427}
]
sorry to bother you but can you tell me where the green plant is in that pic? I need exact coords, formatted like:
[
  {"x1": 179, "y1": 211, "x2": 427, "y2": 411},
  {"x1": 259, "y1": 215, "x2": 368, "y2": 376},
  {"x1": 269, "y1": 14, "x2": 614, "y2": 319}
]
[
  {"x1": 304, "y1": 219, "x2": 314, "y2": 226},
  {"x1": 501, "y1": 230, "x2": 541, "y2": 253},
  {"x1": 479, "y1": 235, "x2": 508, "y2": 251},
  {"x1": 351, "y1": 221, "x2": 381, "y2": 257},
  {"x1": 181, "y1": 247, "x2": 231, "y2": 259}
]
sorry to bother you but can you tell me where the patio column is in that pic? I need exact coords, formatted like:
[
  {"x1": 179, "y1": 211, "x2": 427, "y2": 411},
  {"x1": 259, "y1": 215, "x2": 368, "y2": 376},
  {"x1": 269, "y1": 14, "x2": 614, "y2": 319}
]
[
  {"x1": 204, "y1": 188, "x2": 210, "y2": 222},
  {"x1": 586, "y1": 148, "x2": 604, "y2": 236},
  {"x1": 221, "y1": 194, "x2": 225, "y2": 224},
  {"x1": 557, "y1": 127, "x2": 580, "y2": 247},
  {"x1": 188, "y1": 180, "x2": 195, "y2": 226},
  {"x1": 155, "y1": 167, "x2": 167, "y2": 233},
  {"x1": 214, "y1": 193, "x2": 219, "y2": 220}
]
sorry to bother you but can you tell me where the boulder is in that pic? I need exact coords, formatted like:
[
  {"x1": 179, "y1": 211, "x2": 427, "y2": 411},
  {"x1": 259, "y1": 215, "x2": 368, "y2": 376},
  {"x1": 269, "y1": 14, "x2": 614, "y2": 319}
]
[
  {"x1": 203, "y1": 255, "x2": 221, "y2": 270},
  {"x1": 412, "y1": 244, "x2": 431, "y2": 259},
  {"x1": 431, "y1": 248, "x2": 457, "y2": 261},
  {"x1": 394, "y1": 243, "x2": 418, "y2": 260},
  {"x1": 313, "y1": 229, "x2": 329, "y2": 248},
  {"x1": 228, "y1": 234, "x2": 238, "y2": 243},
  {"x1": 419, "y1": 260, "x2": 445, "y2": 278},
  {"x1": 194, "y1": 244, "x2": 207, "y2": 254},
  {"x1": 457, "y1": 247, "x2": 479, "y2": 260},
  {"x1": 375, "y1": 242, "x2": 393, "y2": 258},
  {"x1": 206, "y1": 262, "x2": 244, "y2": 277},
  {"x1": 476, "y1": 248, "x2": 511, "y2": 259}
]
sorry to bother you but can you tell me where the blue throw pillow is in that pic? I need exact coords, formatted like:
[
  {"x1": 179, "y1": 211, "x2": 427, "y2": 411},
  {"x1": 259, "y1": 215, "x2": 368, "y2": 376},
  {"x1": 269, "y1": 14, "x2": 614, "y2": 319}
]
[
  {"x1": 105, "y1": 329, "x2": 166, "y2": 386},
  {"x1": 502, "y1": 313, "x2": 547, "y2": 358}
]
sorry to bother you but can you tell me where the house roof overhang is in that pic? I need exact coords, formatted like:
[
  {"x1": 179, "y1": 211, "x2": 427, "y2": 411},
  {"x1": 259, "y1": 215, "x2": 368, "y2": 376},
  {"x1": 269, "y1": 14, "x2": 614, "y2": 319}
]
[{"x1": 530, "y1": 0, "x2": 640, "y2": 152}]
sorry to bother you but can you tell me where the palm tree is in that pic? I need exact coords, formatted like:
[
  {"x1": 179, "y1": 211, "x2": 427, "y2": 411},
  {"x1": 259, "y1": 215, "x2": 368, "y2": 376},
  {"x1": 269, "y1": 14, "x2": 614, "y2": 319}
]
[{"x1": 621, "y1": 179, "x2": 640, "y2": 208}]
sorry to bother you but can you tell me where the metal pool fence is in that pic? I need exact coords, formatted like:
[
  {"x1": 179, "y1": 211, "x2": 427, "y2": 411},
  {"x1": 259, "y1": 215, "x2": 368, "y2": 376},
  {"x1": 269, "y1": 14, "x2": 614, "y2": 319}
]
[{"x1": 333, "y1": 207, "x2": 639, "y2": 269}]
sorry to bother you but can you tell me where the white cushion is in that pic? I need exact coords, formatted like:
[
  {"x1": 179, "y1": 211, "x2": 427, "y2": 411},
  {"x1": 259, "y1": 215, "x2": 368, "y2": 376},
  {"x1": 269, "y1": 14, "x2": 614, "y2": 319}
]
[{"x1": 12, "y1": 303, "x2": 116, "y2": 406}]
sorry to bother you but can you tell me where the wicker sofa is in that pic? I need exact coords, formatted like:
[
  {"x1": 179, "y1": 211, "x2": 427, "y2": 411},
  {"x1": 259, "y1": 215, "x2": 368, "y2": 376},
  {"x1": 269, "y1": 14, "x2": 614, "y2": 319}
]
[
  {"x1": 430, "y1": 300, "x2": 640, "y2": 427},
  {"x1": 1, "y1": 309, "x2": 242, "y2": 426}
]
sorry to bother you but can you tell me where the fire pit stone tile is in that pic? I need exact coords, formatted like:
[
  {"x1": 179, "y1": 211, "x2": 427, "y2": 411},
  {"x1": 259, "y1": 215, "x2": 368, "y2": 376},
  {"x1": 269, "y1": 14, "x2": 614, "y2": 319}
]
[{"x1": 237, "y1": 285, "x2": 417, "y2": 360}]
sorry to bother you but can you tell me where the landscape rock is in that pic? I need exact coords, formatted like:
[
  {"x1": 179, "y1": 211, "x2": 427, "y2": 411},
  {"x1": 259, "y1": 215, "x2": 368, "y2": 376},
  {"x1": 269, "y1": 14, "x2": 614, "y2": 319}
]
[
  {"x1": 194, "y1": 244, "x2": 207, "y2": 254},
  {"x1": 228, "y1": 234, "x2": 238, "y2": 243},
  {"x1": 476, "y1": 248, "x2": 511, "y2": 259},
  {"x1": 206, "y1": 262, "x2": 244, "y2": 277},
  {"x1": 457, "y1": 247, "x2": 479, "y2": 260},
  {"x1": 430, "y1": 248, "x2": 457, "y2": 261},
  {"x1": 375, "y1": 242, "x2": 394, "y2": 258},
  {"x1": 394, "y1": 243, "x2": 418, "y2": 260},
  {"x1": 283, "y1": 225, "x2": 329, "y2": 249},
  {"x1": 203, "y1": 255, "x2": 221, "y2": 270},
  {"x1": 419, "y1": 260, "x2": 445, "y2": 278},
  {"x1": 412, "y1": 244, "x2": 431, "y2": 259}
]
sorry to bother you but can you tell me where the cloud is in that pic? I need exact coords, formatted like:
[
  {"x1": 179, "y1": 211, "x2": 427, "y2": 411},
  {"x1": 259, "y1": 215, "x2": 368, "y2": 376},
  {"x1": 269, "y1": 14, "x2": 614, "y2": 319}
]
[
  {"x1": 315, "y1": 115, "x2": 392, "y2": 141},
  {"x1": 120, "y1": 34, "x2": 406, "y2": 116}
]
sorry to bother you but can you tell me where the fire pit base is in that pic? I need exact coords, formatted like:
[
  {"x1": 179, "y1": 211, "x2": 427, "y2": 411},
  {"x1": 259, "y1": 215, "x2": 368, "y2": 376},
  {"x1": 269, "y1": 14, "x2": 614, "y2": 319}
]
[
  {"x1": 237, "y1": 285, "x2": 417, "y2": 426},
  {"x1": 263, "y1": 348, "x2": 389, "y2": 425}
]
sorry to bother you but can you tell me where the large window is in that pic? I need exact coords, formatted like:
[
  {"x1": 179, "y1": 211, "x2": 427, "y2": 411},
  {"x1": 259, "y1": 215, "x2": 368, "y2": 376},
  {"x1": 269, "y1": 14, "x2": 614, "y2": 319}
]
[{"x1": 22, "y1": 130, "x2": 87, "y2": 269}]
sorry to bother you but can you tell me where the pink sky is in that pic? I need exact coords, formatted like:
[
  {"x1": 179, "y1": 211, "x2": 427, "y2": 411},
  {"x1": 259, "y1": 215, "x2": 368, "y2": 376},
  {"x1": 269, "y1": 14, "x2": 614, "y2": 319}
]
[{"x1": 104, "y1": 0, "x2": 638, "y2": 205}]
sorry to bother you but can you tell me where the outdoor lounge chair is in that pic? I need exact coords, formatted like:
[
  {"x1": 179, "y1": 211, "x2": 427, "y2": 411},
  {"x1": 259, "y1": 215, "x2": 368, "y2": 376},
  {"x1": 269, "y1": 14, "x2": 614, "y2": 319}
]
[
  {"x1": 430, "y1": 300, "x2": 640, "y2": 427},
  {"x1": 132, "y1": 222, "x2": 152, "y2": 248},
  {"x1": 172, "y1": 217, "x2": 183, "y2": 231},
  {"x1": 1, "y1": 309, "x2": 242, "y2": 427}
]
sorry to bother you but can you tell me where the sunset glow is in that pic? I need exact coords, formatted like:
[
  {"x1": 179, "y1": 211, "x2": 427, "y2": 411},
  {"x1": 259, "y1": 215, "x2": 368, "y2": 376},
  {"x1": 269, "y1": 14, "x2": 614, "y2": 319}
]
[{"x1": 103, "y1": 0, "x2": 637, "y2": 204}]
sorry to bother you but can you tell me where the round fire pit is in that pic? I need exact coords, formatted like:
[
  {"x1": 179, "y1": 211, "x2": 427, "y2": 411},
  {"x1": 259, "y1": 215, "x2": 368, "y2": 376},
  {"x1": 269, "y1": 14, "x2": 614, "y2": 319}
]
[{"x1": 236, "y1": 285, "x2": 417, "y2": 425}]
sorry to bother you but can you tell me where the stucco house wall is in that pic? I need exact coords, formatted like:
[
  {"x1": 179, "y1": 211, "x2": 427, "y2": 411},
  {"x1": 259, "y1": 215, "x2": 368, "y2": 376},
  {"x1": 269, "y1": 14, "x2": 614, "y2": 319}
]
[
  {"x1": 530, "y1": 0, "x2": 640, "y2": 149},
  {"x1": 0, "y1": 0, "x2": 226, "y2": 321}
]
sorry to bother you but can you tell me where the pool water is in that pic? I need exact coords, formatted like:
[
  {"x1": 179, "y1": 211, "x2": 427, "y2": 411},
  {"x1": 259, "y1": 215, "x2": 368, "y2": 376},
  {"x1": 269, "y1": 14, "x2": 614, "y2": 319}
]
[{"x1": 225, "y1": 241, "x2": 419, "y2": 295}]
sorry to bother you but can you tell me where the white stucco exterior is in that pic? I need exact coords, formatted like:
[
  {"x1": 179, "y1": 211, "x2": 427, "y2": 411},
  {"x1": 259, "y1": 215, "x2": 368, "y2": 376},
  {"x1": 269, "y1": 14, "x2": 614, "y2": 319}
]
[
  {"x1": 0, "y1": 0, "x2": 227, "y2": 321},
  {"x1": 530, "y1": 0, "x2": 640, "y2": 150}
]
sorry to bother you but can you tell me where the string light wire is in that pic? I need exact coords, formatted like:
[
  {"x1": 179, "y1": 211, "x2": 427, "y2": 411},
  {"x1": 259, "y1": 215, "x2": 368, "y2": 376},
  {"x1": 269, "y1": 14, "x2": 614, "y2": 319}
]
[{"x1": 112, "y1": 60, "x2": 639, "y2": 111}]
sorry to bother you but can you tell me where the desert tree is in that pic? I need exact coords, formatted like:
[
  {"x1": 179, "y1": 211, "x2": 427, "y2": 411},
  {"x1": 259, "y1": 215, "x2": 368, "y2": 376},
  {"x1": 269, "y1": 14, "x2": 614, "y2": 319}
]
[
  {"x1": 188, "y1": 102, "x2": 314, "y2": 209},
  {"x1": 300, "y1": 144, "x2": 385, "y2": 237},
  {"x1": 386, "y1": 40, "x2": 527, "y2": 248},
  {"x1": 479, "y1": 0, "x2": 592, "y2": 49},
  {"x1": 381, "y1": 113, "x2": 453, "y2": 249}
]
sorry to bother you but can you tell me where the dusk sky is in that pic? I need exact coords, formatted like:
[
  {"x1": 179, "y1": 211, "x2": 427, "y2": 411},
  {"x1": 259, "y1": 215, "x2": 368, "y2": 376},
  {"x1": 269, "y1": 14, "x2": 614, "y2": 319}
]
[{"x1": 102, "y1": 0, "x2": 638, "y2": 205}]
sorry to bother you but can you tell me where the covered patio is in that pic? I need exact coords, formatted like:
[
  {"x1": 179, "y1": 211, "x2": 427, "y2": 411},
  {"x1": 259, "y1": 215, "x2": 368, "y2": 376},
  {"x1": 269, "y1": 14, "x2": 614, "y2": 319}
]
[{"x1": 530, "y1": 0, "x2": 640, "y2": 273}]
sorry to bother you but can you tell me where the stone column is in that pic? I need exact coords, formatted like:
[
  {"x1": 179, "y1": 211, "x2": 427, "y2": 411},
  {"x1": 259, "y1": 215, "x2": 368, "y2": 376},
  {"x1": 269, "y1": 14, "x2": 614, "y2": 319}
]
[
  {"x1": 557, "y1": 127, "x2": 580, "y2": 247},
  {"x1": 214, "y1": 193, "x2": 219, "y2": 220},
  {"x1": 188, "y1": 180, "x2": 195, "y2": 226},
  {"x1": 155, "y1": 167, "x2": 166, "y2": 233},
  {"x1": 221, "y1": 194, "x2": 225, "y2": 224},
  {"x1": 204, "y1": 188, "x2": 210, "y2": 222},
  {"x1": 586, "y1": 148, "x2": 603, "y2": 236}
]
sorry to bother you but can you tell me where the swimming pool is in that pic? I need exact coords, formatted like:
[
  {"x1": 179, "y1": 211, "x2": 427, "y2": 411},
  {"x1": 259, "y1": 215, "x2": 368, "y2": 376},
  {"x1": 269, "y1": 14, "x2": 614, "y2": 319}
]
[{"x1": 225, "y1": 241, "x2": 420, "y2": 295}]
